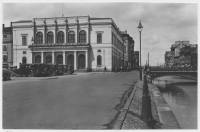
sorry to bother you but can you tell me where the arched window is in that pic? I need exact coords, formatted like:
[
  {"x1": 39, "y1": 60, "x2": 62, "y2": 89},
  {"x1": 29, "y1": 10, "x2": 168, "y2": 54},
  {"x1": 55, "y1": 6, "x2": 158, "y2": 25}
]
[
  {"x1": 46, "y1": 55, "x2": 52, "y2": 63},
  {"x1": 57, "y1": 31, "x2": 64, "y2": 43},
  {"x1": 36, "y1": 32, "x2": 43, "y2": 44},
  {"x1": 68, "y1": 31, "x2": 75, "y2": 43},
  {"x1": 22, "y1": 57, "x2": 27, "y2": 64},
  {"x1": 47, "y1": 31, "x2": 54, "y2": 44},
  {"x1": 57, "y1": 55, "x2": 63, "y2": 64},
  {"x1": 35, "y1": 55, "x2": 41, "y2": 63},
  {"x1": 67, "y1": 54, "x2": 74, "y2": 66},
  {"x1": 79, "y1": 30, "x2": 86, "y2": 43},
  {"x1": 97, "y1": 55, "x2": 102, "y2": 66}
]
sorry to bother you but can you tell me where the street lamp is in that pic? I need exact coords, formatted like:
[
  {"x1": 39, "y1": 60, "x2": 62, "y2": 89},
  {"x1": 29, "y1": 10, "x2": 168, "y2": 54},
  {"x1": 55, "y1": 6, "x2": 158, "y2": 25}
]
[{"x1": 137, "y1": 20, "x2": 143, "y2": 80}]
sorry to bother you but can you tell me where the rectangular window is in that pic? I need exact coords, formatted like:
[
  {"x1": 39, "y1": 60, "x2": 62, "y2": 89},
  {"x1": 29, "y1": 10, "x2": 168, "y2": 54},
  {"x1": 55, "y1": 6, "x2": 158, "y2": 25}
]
[
  {"x1": 23, "y1": 51, "x2": 26, "y2": 54},
  {"x1": 3, "y1": 55, "x2": 7, "y2": 62},
  {"x1": 97, "y1": 33, "x2": 102, "y2": 44},
  {"x1": 3, "y1": 45, "x2": 7, "y2": 51},
  {"x1": 3, "y1": 35, "x2": 7, "y2": 38},
  {"x1": 22, "y1": 36, "x2": 27, "y2": 46},
  {"x1": 97, "y1": 50, "x2": 101, "y2": 52}
]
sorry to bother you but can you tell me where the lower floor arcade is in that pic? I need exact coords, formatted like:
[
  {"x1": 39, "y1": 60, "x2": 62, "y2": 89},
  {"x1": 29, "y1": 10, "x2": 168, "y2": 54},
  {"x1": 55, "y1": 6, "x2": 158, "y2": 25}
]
[{"x1": 32, "y1": 50, "x2": 88, "y2": 70}]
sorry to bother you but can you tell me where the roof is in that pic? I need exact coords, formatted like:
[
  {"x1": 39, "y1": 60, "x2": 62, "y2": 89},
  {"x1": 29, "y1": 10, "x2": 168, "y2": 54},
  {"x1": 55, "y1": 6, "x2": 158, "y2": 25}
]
[
  {"x1": 3, "y1": 27, "x2": 12, "y2": 33},
  {"x1": 13, "y1": 20, "x2": 32, "y2": 23}
]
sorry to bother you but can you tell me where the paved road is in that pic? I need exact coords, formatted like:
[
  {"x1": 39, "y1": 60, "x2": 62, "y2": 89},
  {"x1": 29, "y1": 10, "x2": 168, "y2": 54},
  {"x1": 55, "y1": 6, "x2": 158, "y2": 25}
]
[{"x1": 3, "y1": 71, "x2": 139, "y2": 129}]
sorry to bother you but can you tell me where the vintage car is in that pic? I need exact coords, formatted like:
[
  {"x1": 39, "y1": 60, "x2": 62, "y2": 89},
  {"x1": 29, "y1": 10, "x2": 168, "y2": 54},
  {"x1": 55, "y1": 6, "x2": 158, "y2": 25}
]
[
  {"x1": 3, "y1": 63, "x2": 9, "y2": 69},
  {"x1": 55, "y1": 64, "x2": 65, "y2": 75},
  {"x1": 3, "y1": 68, "x2": 12, "y2": 80},
  {"x1": 45, "y1": 63, "x2": 57, "y2": 76},
  {"x1": 17, "y1": 64, "x2": 37, "y2": 77},
  {"x1": 66, "y1": 65, "x2": 74, "y2": 75}
]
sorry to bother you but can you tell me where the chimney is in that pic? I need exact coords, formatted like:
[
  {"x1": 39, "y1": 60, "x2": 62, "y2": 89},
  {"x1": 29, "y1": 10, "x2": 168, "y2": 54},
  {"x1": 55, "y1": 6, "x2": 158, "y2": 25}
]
[{"x1": 125, "y1": 30, "x2": 127, "y2": 34}]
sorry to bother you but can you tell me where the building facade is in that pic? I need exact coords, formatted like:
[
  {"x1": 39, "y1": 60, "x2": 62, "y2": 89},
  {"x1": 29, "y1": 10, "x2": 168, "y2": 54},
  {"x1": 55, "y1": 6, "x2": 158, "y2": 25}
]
[
  {"x1": 134, "y1": 51, "x2": 139, "y2": 69},
  {"x1": 12, "y1": 16, "x2": 127, "y2": 71},
  {"x1": 121, "y1": 30, "x2": 135, "y2": 69},
  {"x1": 164, "y1": 51, "x2": 172, "y2": 67},
  {"x1": 3, "y1": 24, "x2": 13, "y2": 67},
  {"x1": 165, "y1": 40, "x2": 197, "y2": 70}
]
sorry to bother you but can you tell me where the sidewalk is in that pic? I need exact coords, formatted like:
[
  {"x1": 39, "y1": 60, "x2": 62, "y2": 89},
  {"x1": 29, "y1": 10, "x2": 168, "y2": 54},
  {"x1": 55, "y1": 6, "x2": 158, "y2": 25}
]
[{"x1": 115, "y1": 79, "x2": 180, "y2": 129}]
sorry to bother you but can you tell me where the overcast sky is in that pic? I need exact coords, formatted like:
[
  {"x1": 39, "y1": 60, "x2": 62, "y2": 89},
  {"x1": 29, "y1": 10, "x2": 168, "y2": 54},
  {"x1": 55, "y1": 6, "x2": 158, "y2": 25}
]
[{"x1": 2, "y1": 1, "x2": 198, "y2": 66}]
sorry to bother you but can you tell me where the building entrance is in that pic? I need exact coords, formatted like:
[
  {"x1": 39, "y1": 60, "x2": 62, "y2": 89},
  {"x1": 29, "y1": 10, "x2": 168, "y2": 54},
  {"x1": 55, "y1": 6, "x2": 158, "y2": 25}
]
[
  {"x1": 67, "y1": 54, "x2": 74, "y2": 66},
  {"x1": 78, "y1": 54, "x2": 85, "y2": 69}
]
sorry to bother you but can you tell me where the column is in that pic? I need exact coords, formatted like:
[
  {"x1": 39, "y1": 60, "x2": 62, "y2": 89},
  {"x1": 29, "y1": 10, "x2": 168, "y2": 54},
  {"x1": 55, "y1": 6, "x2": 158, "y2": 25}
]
[
  {"x1": 86, "y1": 50, "x2": 88, "y2": 68},
  {"x1": 74, "y1": 51, "x2": 77, "y2": 70},
  {"x1": 52, "y1": 51, "x2": 54, "y2": 64},
  {"x1": 63, "y1": 51, "x2": 66, "y2": 65},
  {"x1": 41, "y1": 51, "x2": 44, "y2": 63},
  {"x1": 55, "y1": 19, "x2": 57, "y2": 43}
]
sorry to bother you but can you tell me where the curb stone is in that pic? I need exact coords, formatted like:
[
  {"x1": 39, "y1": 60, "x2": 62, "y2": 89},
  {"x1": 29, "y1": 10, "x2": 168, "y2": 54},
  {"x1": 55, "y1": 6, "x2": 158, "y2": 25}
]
[{"x1": 113, "y1": 80, "x2": 139, "y2": 129}]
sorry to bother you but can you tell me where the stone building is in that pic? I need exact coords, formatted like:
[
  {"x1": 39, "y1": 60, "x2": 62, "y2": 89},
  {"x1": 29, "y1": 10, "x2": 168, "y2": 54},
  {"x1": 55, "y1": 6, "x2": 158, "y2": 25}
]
[
  {"x1": 2, "y1": 24, "x2": 13, "y2": 67},
  {"x1": 120, "y1": 30, "x2": 135, "y2": 69},
  {"x1": 11, "y1": 16, "x2": 129, "y2": 71},
  {"x1": 134, "y1": 51, "x2": 139, "y2": 69}
]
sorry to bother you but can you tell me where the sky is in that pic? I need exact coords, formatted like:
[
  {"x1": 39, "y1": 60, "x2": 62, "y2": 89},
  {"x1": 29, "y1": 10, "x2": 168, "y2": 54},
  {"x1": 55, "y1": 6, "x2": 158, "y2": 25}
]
[{"x1": 2, "y1": 0, "x2": 198, "y2": 66}]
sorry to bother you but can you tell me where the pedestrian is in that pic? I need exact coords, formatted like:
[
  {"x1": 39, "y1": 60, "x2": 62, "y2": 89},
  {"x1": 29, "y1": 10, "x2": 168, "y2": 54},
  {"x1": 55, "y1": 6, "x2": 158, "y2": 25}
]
[
  {"x1": 104, "y1": 66, "x2": 107, "y2": 73},
  {"x1": 120, "y1": 66, "x2": 123, "y2": 73}
]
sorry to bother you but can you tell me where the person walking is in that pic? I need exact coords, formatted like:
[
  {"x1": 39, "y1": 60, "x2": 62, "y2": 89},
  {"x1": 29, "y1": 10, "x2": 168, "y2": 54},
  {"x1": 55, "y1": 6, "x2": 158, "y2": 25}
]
[
  {"x1": 104, "y1": 66, "x2": 107, "y2": 73},
  {"x1": 120, "y1": 66, "x2": 123, "y2": 73}
]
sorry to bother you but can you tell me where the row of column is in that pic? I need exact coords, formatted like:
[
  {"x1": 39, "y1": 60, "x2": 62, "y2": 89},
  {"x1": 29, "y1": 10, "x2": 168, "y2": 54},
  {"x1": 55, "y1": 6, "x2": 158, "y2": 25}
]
[{"x1": 37, "y1": 51, "x2": 88, "y2": 70}]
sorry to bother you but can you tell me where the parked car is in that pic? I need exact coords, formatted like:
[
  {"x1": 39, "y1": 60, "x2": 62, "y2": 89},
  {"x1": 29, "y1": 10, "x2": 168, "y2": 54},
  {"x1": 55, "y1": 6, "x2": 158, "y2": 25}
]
[
  {"x1": 3, "y1": 63, "x2": 9, "y2": 69},
  {"x1": 45, "y1": 63, "x2": 57, "y2": 76},
  {"x1": 64, "y1": 65, "x2": 74, "y2": 75},
  {"x1": 55, "y1": 64, "x2": 65, "y2": 75},
  {"x1": 17, "y1": 64, "x2": 37, "y2": 77},
  {"x1": 3, "y1": 68, "x2": 12, "y2": 80}
]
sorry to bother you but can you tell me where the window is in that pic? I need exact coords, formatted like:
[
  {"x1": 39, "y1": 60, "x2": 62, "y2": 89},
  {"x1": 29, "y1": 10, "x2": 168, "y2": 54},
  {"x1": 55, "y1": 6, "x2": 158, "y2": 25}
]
[
  {"x1": 46, "y1": 55, "x2": 52, "y2": 63},
  {"x1": 22, "y1": 57, "x2": 27, "y2": 64},
  {"x1": 3, "y1": 35, "x2": 7, "y2": 38},
  {"x1": 23, "y1": 51, "x2": 26, "y2": 54},
  {"x1": 57, "y1": 31, "x2": 64, "y2": 43},
  {"x1": 3, "y1": 45, "x2": 7, "y2": 51},
  {"x1": 97, "y1": 33, "x2": 102, "y2": 44},
  {"x1": 68, "y1": 31, "x2": 75, "y2": 43},
  {"x1": 35, "y1": 55, "x2": 41, "y2": 63},
  {"x1": 97, "y1": 50, "x2": 101, "y2": 52},
  {"x1": 47, "y1": 31, "x2": 54, "y2": 43},
  {"x1": 3, "y1": 55, "x2": 7, "y2": 62},
  {"x1": 36, "y1": 32, "x2": 43, "y2": 44},
  {"x1": 22, "y1": 36, "x2": 27, "y2": 46},
  {"x1": 79, "y1": 30, "x2": 86, "y2": 43},
  {"x1": 97, "y1": 55, "x2": 102, "y2": 66}
]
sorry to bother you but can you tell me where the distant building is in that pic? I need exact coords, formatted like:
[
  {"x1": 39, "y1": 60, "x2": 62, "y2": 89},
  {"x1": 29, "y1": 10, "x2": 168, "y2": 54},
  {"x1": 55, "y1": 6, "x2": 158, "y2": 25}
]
[
  {"x1": 171, "y1": 40, "x2": 190, "y2": 58},
  {"x1": 120, "y1": 30, "x2": 135, "y2": 69},
  {"x1": 166, "y1": 40, "x2": 197, "y2": 70},
  {"x1": 134, "y1": 51, "x2": 139, "y2": 69},
  {"x1": 179, "y1": 44, "x2": 197, "y2": 69},
  {"x1": 164, "y1": 51, "x2": 172, "y2": 67},
  {"x1": 11, "y1": 16, "x2": 131, "y2": 71},
  {"x1": 2, "y1": 24, "x2": 13, "y2": 67}
]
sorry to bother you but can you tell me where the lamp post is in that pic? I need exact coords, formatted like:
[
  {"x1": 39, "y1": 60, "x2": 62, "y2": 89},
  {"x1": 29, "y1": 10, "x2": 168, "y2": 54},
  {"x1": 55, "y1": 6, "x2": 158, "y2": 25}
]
[
  {"x1": 31, "y1": 37, "x2": 34, "y2": 63},
  {"x1": 137, "y1": 20, "x2": 143, "y2": 80},
  {"x1": 148, "y1": 52, "x2": 149, "y2": 66}
]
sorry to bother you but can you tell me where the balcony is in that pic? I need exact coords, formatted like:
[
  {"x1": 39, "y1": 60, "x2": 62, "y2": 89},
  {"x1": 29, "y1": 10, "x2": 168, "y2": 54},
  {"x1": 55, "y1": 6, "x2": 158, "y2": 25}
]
[{"x1": 28, "y1": 43, "x2": 90, "y2": 51}]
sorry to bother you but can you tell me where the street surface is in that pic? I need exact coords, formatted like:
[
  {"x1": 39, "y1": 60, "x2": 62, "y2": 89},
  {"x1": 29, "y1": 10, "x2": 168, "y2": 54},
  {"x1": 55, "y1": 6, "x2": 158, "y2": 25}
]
[{"x1": 3, "y1": 71, "x2": 139, "y2": 129}]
